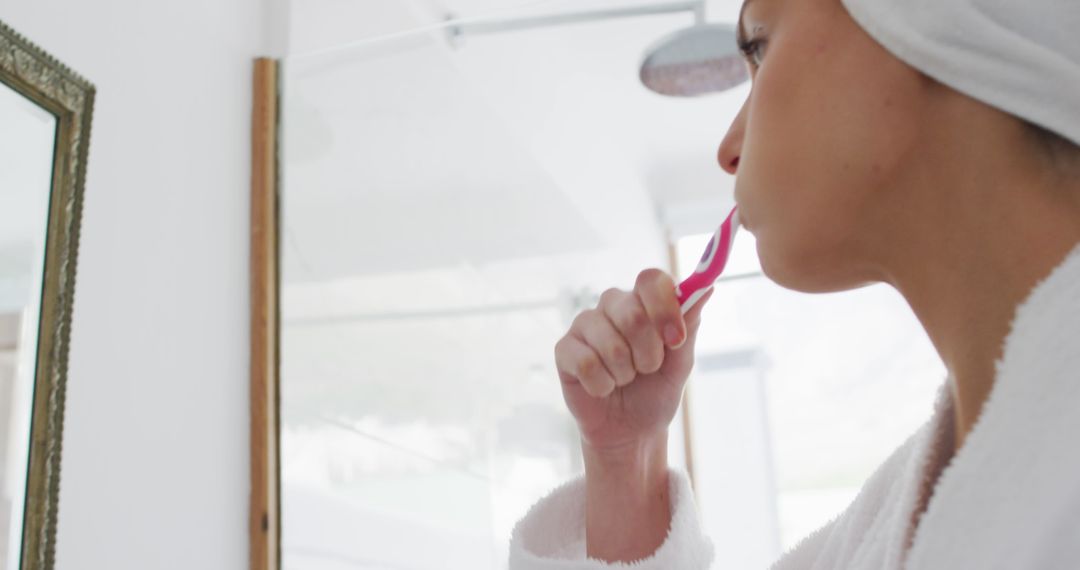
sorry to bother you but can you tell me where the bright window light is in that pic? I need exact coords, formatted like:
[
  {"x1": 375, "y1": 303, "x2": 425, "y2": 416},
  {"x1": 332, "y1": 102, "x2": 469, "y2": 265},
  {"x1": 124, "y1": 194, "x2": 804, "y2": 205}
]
[{"x1": 675, "y1": 229, "x2": 945, "y2": 565}]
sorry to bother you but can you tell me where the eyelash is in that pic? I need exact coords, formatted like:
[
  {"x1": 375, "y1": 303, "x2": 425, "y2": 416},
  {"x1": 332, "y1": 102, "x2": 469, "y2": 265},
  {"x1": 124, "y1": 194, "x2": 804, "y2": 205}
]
[{"x1": 737, "y1": 38, "x2": 767, "y2": 68}]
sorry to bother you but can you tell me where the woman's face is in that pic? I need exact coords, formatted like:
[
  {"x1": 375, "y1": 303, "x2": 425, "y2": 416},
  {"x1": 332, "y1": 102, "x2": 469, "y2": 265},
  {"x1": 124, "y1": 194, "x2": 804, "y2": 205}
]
[{"x1": 719, "y1": 0, "x2": 934, "y2": 293}]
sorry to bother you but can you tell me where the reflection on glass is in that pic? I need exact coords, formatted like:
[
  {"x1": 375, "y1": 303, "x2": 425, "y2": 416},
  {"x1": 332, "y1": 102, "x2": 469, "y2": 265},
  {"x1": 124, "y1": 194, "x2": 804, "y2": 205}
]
[
  {"x1": 280, "y1": 292, "x2": 580, "y2": 567},
  {"x1": 279, "y1": 1, "x2": 747, "y2": 567},
  {"x1": 0, "y1": 81, "x2": 57, "y2": 568}
]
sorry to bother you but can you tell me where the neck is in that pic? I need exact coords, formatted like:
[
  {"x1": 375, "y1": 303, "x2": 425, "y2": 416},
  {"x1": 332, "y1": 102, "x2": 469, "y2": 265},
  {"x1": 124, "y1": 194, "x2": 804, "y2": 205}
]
[{"x1": 878, "y1": 121, "x2": 1080, "y2": 451}]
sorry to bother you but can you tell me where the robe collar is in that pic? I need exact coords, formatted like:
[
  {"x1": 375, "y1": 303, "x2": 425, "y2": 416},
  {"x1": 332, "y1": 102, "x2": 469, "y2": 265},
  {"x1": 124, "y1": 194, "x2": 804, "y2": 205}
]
[{"x1": 898, "y1": 239, "x2": 1080, "y2": 568}]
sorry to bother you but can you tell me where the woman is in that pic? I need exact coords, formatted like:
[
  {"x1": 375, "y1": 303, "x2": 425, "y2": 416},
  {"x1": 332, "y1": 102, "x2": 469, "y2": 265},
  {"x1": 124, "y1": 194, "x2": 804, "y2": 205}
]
[{"x1": 509, "y1": 0, "x2": 1080, "y2": 568}]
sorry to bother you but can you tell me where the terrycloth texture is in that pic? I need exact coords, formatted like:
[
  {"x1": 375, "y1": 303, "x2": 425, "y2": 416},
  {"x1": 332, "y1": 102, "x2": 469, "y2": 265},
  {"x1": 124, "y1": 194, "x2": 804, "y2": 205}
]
[
  {"x1": 508, "y1": 468, "x2": 714, "y2": 569},
  {"x1": 839, "y1": 0, "x2": 1080, "y2": 146},
  {"x1": 509, "y1": 240, "x2": 1080, "y2": 569}
]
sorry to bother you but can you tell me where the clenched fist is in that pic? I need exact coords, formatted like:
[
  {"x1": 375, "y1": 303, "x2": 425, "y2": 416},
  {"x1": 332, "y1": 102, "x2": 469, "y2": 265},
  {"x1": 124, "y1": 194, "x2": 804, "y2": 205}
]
[{"x1": 555, "y1": 268, "x2": 715, "y2": 452}]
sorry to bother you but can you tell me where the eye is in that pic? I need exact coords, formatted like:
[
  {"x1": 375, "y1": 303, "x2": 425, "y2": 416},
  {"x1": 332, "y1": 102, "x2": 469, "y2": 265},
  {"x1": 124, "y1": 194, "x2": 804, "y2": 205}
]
[{"x1": 737, "y1": 38, "x2": 767, "y2": 69}]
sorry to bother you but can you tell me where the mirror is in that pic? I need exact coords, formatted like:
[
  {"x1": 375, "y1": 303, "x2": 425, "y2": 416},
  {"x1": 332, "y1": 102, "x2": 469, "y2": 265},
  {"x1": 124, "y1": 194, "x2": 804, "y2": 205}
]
[
  {"x1": 265, "y1": 1, "x2": 743, "y2": 567},
  {"x1": 0, "y1": 76, "x2": 55, "y2": 569},
  {"x1": 0, "y1": 19, "x2": 94, "y2": 570}
]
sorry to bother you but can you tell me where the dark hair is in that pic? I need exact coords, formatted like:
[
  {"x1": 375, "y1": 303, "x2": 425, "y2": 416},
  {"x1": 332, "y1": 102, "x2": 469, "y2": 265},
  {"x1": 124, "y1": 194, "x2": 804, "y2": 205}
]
[{"x1": 1025, "y1": 121, "x2": 1080, "y2": 175}]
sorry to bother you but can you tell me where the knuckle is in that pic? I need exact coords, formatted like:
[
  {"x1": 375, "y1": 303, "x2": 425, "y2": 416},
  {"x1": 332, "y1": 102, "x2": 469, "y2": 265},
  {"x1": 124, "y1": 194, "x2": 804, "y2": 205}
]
[
  {"x1": 587, "y1": 380, "x2": 611, "y2": 398},
  {"x1": 636, "y1": 267, "x2": 663, "y2": 288},
  {"x1": 599, "y1": 287, "x2": 623, "y2": 306},
  {"x1": 641, "y1": 360, "x2": 662, "y2": 375},
  {"x1": 571, "y1": 309, "x2": 594, "y2": 330},
  {"x1": 638, "y1": 267, "x2": 673, "y2": 289},
  {"x1": 578, "y1": 352, "x2": 600, "y2": 379},
  {"x1": 606, "y1": 340, "x2": 629, "y2": 366},
  {"x1": 554, "y1": 335, "x2": 570, "y2": 360},
  {"x1": 622, "y1": 303, "x2": 651, "y2": 330},
  {"x1": 640, "y1": 345, "x2": 664, "y2": 373}
]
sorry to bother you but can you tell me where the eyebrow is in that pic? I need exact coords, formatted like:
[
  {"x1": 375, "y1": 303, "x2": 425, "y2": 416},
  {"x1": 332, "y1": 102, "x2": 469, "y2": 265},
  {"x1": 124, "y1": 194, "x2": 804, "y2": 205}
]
[{"x1": 736, "y1": 0, "x2": 758, "y2": 47}]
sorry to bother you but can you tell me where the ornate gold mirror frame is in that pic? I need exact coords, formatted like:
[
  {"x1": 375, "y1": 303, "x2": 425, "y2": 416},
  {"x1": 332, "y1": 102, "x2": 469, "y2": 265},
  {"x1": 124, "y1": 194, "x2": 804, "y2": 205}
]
[{"x1": 0, "y1": 19, "x2": 95, "y2": 570}]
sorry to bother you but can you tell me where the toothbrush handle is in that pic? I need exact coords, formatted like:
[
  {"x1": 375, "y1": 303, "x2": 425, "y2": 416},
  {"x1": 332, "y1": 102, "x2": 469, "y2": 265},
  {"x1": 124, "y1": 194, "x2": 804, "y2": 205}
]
[
  {"x1": 678, "y1": 285, "x2": 715, "y2": 316},
  {"x1": 675, "y1": 206, "x2": 740, "y2": 315}
]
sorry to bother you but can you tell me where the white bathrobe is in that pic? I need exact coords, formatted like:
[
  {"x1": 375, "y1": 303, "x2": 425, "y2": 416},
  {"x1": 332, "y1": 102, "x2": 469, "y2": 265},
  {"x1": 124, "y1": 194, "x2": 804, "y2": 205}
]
[{"x1": 509, "y1": 240, "x2": 1080, "y2": 569}]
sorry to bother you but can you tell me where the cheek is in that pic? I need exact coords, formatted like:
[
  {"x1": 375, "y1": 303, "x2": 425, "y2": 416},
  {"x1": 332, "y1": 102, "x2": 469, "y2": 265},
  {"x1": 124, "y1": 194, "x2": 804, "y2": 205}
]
[
  {"x1": 745, "y1": 45, "x2": 922, "y2": 204},
  {"x1": 733, "y1": 16, "x2": 926, "y2": 290}
]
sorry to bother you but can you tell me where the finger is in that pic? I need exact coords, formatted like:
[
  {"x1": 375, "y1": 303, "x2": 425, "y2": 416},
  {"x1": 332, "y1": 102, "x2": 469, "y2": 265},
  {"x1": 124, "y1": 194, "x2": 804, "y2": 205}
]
[
  {"x1": 683, "y1": 286, "x2": 715, "y2": 329},
  {"x1": 576, "y1": 309, "x2": 637, "y2": 387},
  {"x1": 555, "y1": 333, "x2": 617, "y2": 398},
  {"x1": 635, "y1": 268, "x2": 686, "y2": 349},
  {"x1": 602, "y1": 289, "x2": 664, "y2": 375},
  {"x1": 676, "y1": 287, "x2": 715, "y2": 352}
]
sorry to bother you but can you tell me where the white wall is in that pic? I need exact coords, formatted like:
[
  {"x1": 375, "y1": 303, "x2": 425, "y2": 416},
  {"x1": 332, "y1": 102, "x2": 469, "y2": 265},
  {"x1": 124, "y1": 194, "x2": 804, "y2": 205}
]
[{"x1": 1, "y1": 1, "x2": 270, "y2": 568}]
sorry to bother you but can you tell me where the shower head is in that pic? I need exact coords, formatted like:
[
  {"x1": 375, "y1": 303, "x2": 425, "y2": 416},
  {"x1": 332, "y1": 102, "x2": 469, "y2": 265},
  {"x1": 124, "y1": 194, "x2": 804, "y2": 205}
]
[{"x1": 639, "y1": 22, "x2": 749, "y2": 97}]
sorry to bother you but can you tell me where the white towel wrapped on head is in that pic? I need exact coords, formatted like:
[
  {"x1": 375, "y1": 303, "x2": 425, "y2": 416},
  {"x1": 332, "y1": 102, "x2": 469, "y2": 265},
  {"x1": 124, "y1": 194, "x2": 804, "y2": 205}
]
[{"x1": 840, "y1": 0, "x2": 1080, "y2": 146}]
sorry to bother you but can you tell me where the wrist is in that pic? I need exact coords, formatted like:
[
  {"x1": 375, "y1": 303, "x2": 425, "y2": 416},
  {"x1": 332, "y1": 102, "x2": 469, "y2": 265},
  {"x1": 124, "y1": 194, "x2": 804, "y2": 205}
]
[
  {"x1": 582, "y1": 430, "x2": 672, "y2": 562},
  {"x1": 582, "y1": 429, "x2": 669, "y2": 481}
]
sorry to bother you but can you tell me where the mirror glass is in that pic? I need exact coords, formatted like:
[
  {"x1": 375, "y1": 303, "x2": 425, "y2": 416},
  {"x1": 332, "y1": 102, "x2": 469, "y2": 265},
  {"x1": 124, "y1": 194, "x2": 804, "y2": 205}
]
[
  {"x1": 276, "y1": 1, "x2": 727, "y2": 566},
  {"x1": 0, "y1": 79, "x2": 57, "y2": 568}
]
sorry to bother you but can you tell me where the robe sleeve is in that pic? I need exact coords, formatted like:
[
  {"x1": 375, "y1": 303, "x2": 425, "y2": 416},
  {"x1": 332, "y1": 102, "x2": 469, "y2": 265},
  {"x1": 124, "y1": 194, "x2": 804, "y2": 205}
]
[{"x1": 508, "y1": 468, "x2": 715, "y2": 569}]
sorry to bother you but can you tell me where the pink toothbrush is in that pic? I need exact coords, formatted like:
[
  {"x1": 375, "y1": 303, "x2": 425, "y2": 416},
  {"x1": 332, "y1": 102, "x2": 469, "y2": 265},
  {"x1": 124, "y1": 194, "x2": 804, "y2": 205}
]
[{"x1": 675, "y1": 205, "x2": 740, "y2": 315}]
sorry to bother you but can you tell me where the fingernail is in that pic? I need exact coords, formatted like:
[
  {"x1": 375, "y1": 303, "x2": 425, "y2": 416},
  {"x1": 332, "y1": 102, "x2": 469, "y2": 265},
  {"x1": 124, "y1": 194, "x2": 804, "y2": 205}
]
[{"x1": 664, "y1": 324, "x2": 683, "y2": 346}]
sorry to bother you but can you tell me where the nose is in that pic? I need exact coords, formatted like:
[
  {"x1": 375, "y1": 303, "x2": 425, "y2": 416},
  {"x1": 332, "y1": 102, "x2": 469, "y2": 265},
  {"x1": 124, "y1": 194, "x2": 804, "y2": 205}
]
[{"x1": 717, "y1": 99, "x2": 749, "y2": 175}]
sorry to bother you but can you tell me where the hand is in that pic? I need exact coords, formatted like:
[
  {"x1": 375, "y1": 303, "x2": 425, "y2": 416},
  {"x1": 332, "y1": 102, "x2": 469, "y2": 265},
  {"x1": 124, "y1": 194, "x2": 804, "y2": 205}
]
[{"x1": 555, "y1": 268, "x2": 715, "y2": 453}]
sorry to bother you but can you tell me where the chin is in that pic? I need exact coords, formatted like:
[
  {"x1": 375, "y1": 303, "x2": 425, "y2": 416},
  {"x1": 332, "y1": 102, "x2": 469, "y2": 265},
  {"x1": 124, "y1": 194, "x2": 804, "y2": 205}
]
[{"x1": 757, "y1": 238, "x2": 860, "y2": 294}]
